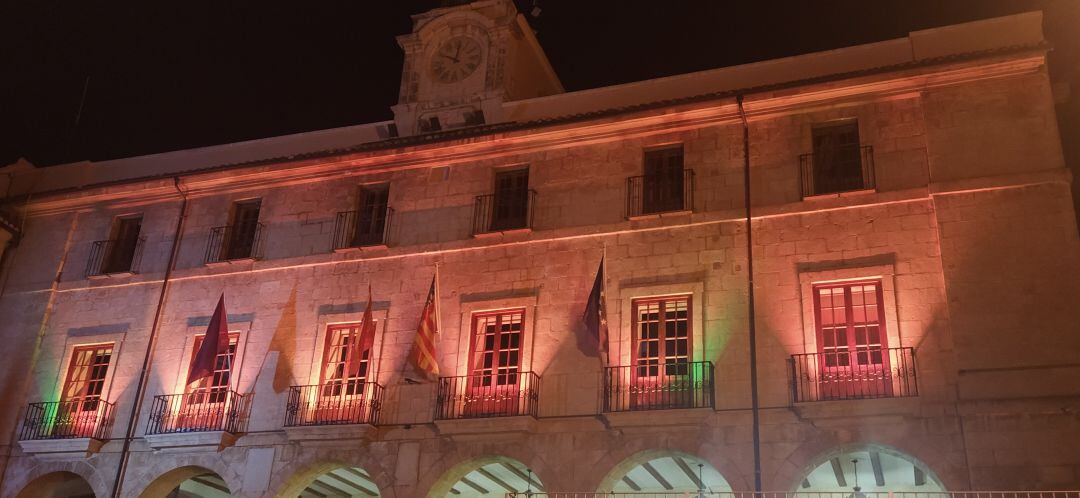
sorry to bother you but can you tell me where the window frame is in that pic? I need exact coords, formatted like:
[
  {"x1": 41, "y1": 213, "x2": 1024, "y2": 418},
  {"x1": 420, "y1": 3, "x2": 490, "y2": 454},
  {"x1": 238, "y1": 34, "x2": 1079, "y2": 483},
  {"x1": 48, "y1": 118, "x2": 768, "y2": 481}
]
[
  {"x1": 630, "y1": 295, "x2": 693, "y2": 378},
  {"x1": 318, "y1": 322, "x2": 376, "y2": 397},
  {"x1": 466, "y1": 308, "x2": 526, "y2": 387},
  {"x1": 642, "y1": 145, "x2": 686, "y2": 215},
  {"x1": 811, "y1": 280, "x2": 889, "y2": 368},
  {"x1": 102, "y1": 214, "x2": 143, "y2": 274},
  {"x1": 353, "y1": 183, "x2": 390, "y2": 247},
  {"x1": 61, "y1": 343, "x2": 115, "y2": 412},
  {"x1": 490, "y1": 167, "x2": 531, "y2": 231},
  {"x1": 809, "y1": 119, "x2": 867, "y2": 195},
  {"x1": 185, "y1": 332, "x2": 240, "y2": 405}
]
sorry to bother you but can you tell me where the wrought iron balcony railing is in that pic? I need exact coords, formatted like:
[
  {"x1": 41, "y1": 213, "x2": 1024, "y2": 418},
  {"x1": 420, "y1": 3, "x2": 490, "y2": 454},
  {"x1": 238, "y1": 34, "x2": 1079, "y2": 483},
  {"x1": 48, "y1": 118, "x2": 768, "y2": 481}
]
[
  {"x1": 790, "y1": 346, "x2": 917, "y2": 403},
  {"x1": 20, "y1": 400, "x2": 115, "y2": 440},
  {"x1": 473, "y1": 190, "x2": 537, "y2": 235},
  {"x1": 146, "y1": 390, "x2": 249, "y2": 435},
  {"x1": 284, "y1": 382, "x2": 384, "y2": 427},
  {"x1": 799, "y1": 144, "x2": 875, "y2": 197},
  {"x1": 333, "y1": 208, "x2": 393, "y2": 250},
  {"x1": 626, "y1": 168, "x2": 694, "y2": 217},
  {"x1": 603, "y1": 361, "x2": 714, "y2": 412},
  {"x1": 436, "y1": 371, "x2": 541, "y2": 420},
  {"x1": 205, "y1": 223, "x2": 265, "y2": 264},
  {"x1": 86, "y1": 237, "x2": 145, "y2": 277}
]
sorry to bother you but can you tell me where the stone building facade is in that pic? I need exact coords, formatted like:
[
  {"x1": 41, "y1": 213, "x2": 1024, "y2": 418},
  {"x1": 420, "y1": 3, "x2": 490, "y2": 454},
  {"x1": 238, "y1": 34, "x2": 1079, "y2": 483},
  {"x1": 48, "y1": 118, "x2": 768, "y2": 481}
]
[{"x1": 1, "y1": 2, "x2": 1078, "y2": 497}]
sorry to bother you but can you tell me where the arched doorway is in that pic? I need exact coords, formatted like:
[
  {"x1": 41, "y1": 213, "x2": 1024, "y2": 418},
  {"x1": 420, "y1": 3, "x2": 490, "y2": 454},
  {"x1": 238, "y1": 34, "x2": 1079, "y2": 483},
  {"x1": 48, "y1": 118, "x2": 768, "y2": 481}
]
[
  {"x1": 16, "y1": 471, "x2": 95, "y2": 498},
  {"x1": 598, "y1": 450, "x2": 732, "y2": 493},
  {"x1": 428, "y1": 457, "x2": 543, "y2": 498},
  {"x1": 292, "y1": 466, "x2": 381, "y2": 497},
  {"x1": 139, "y1": 466, "x2": 231, "y2": 498},
  {"x1": 797, "y1": 445, "x2": 946, "y2": 493}
]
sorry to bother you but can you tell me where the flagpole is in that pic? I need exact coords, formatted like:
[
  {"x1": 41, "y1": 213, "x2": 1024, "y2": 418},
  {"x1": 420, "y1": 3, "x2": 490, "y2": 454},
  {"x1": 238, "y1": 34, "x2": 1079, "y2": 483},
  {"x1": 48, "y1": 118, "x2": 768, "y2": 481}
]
[
  {"x1": 601, "y1": 243, "x2": 609, "y2": 369},
  {"x1": 433, "y1": 263, "x2": 443, "y2": 336}
]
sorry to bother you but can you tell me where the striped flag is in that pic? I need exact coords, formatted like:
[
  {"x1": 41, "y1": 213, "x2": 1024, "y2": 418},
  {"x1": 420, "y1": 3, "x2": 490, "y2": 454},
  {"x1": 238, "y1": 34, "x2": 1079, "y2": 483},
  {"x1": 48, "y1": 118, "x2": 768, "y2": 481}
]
[
  {"x1": 348, "y1": 284, "x2": 377, "y2": 378},
  {"x1": 187, "y1": 293, "x2": 230, "y2": 386},
  {"x1": 409, "y1": 274, "x2": 440, "y2": 378},
  {"x1": 583, "y1": 257, "x2": 609, "y2": 363}
]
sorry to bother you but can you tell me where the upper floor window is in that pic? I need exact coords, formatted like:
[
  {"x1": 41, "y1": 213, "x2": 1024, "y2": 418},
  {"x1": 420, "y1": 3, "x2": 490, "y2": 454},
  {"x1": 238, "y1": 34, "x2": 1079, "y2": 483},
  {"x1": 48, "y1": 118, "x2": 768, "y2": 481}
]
[
  {"x1": 461, "y1": 309, "x2": 525, "y2": 416},
  {"x1": 186, "y1": 334, "x2": 238, "y2": 405},
  {"x1": 801, "y1": 121, "x2": 875, "y2": 196},
  {"x1": 628, "y1": 146, "x2": 693, "y2": 217},
  {"x1": 88, "y1": 215, "x2": 143, "y2": 277},
  {"x1": 335, "y1": 184, "x2": 391, "y2": 250},
  {"x1": 207, "y1": 199, "x2": 263, "y2": 263},
  {"x1": 473, "y1": 168, "x2": 534, "y2": 234},
  {"x1": 632, "y1": 295, "x2": 691, "y2": 377},
  {"x1": 63, "y1": 344, "x2": 114, "y2": 413},
  {"x1": 319, "y1": 323, "x2": 375, "y2": 397}
]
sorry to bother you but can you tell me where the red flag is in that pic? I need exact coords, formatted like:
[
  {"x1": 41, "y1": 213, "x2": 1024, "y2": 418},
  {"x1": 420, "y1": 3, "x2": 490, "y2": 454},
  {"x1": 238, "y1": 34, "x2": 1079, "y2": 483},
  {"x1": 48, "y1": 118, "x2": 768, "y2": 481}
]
[
  {"x1": 409, "y1": 275, "x2": 440, "y2": 378},
  {"x1": 187, "y1": 294, "x2": 230, "y2": 386},
  {"x1": 348, "y1": 284, "x2": 376, "y2": 378}
]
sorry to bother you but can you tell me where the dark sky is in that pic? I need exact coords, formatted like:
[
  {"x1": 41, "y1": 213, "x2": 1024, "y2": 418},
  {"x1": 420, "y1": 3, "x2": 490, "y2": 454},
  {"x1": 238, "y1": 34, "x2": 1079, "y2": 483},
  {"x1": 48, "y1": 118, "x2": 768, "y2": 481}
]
[{"x1": 2, "y1": 1, "x2": 1077, "y2": 168}]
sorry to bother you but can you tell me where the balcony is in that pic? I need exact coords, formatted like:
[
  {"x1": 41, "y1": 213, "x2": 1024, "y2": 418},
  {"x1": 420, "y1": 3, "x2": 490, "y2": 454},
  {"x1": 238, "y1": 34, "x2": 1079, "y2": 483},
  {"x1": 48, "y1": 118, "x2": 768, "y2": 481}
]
[
  {"x1": 790, "y1": 347, "x2": 917, "y2": 403},
  {"x1": 799, "y1": 144, "x2": 875, "y2": 197},
  {"x1": 626, "y1": 168, "x2": 694, "y2": 218},
  {"x1": 20, "y1": 400, "x2": 115, "y2": 441},
  {"x1": 284, "y1": 382, "x2": 383, "y2": 427},
  {"x1": 472, "y1": 190, "x2": 536, "y2": 235},
  {"x1": 205, "y1": 223, "x2": 264, "y2": 264},
  {"x1": 86, "y1": 237, "x2": 145, "y2": 277},
  {"x1": 603, "y1": 361, "x2": 714, "y2": 413},
  {"x1": 333, "y1": 208, "x2": 393, "y2": 250},
  {"x1": 146, "y1": 390, "x2": 248, "y2": 435},
  {"x1": 436, "y1": 371, "x2": 540, "y2": 420}
]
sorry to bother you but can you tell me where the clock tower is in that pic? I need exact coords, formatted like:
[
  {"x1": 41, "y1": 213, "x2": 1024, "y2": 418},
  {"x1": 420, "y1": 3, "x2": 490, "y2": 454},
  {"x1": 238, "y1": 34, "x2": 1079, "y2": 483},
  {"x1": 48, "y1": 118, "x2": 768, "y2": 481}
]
[{"x1": 392, "y1": 0, "x2": 563, "y2": 136}]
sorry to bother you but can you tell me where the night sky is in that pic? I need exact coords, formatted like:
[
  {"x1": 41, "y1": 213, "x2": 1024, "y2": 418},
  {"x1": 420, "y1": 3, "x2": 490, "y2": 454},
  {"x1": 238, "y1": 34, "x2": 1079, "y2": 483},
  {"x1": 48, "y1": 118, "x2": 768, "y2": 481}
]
[{"x1": 2, "y1": 1, "x2": 1077, "y2": 169}]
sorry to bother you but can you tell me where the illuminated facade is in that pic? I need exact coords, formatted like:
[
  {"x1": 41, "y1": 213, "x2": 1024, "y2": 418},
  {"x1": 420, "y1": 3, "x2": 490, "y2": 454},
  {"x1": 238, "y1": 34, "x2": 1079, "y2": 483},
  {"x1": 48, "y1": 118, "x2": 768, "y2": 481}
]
[{"x1": 1, "y1": 2, "x2": 1079, "y2": 497}]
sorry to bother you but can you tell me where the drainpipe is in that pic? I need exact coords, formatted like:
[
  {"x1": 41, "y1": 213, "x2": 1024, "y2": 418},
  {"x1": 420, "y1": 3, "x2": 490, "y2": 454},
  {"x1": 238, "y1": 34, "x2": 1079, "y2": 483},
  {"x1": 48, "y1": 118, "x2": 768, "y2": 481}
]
[
  {"x1": 737, "y1": 95, "x2": 763, "y2": 493},
  {"x1": 110, "y1": 177, "x2": 189, "y2": 498}
]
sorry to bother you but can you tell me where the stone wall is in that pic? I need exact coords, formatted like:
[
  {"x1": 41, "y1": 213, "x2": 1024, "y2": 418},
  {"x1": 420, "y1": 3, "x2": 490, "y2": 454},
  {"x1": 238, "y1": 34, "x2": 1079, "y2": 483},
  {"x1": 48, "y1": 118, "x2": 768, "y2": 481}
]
[{"x1": 1, "y1": 53, "x2": 1079, "y2": 498}]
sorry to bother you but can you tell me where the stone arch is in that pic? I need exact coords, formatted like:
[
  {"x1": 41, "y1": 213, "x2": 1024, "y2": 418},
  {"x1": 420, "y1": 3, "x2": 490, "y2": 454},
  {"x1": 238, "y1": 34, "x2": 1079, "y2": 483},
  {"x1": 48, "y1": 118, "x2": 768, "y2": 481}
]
[
  {"x1": 424, "y1": 454, "x2": 546, "y2": 498},
  {"x1": 4, "y1": 460, "x2": 108, "y2": 498},
  {"x1": 595, "y1": 448, "x2": 734, "y2": 493},
  {"x1": 15, "y1": 471, "x2": 96, "y2": 498},
  {"x1": 274, "y1": 461, "x2": 384, "y2": 498},
  {"x1": 786, "y1": 442, "x2": 948, "y2": 493},
  {"x1": 138, "y1": 465, "x2": 232, "y2": 498},
  {"x1": 265, "y1": 449, "x2": 396, "y2": 498}
]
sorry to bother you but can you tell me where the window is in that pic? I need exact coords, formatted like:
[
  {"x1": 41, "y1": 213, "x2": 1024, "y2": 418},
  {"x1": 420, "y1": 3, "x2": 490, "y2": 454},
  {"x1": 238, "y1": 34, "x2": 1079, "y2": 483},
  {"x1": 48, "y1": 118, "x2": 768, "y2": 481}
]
[
  {"x1": 62, "y1": 344, "x2": 113, "y2": 412},
  {"x1": 642, "y1": 146, "x2": 686, "y2": 214},
  {"x1": 814, "y1": 281, "x2": 886, "y2": 367},
  {"x1": 353, "y1": 184, "x2": 390, "y2": 247},
  {"x1": 490, "y1": 168, "x2": 530, "y2": 231},
  {"x1": 319, "y1": 324, "x2": 374, "y2": 397},
  {"x1": 806, "y1": 121, "x2": 871, "y2": 195},
  {"x1": 811, "y1": 280, "x2": 894, "y2": 399},
  {"x1": 186, "y1": 334, "x2": 238, "y2": 405},
  {"x1": 469, "y1": 310, "x2": 523, "y2": 384},
  {"x1": 224, "y1": 199, "x2": 261, "y2": 260},
  {"x1": 632, "y1": 296, "x2": 691, "y2": 377},
  {"x1": 102, "y1": 216, "x2": 142, "y2": 274},
  {"x1": 463, "y1": 309, "x2": 525, "y2": 416}
]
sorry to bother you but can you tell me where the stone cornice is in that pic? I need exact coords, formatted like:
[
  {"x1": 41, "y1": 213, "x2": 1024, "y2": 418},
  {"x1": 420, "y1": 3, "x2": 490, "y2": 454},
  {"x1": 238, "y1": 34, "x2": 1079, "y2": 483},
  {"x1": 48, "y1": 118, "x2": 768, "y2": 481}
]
[{"x1": 20, "y1": 50, "x2": 1046, "y2": 217}]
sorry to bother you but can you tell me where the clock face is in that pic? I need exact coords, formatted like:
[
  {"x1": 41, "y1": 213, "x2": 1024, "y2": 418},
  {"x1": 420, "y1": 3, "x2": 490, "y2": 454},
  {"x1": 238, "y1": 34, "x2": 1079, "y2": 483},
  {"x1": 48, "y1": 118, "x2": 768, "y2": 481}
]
[{"x1": 430, "y1": 36, "x2": 483, "y2": 84}]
